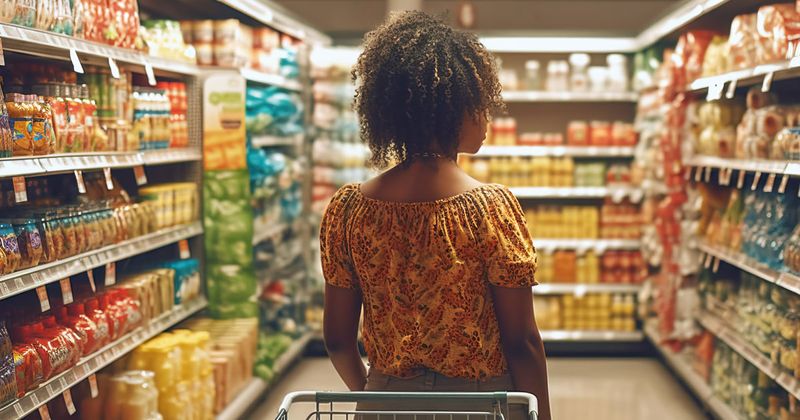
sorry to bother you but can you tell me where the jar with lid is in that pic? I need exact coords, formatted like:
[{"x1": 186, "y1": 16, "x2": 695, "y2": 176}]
[
  {"x1": 606, "y1": 54, "x2": 629, "y2": 92},
  {"x1": 569, "y1": 54, "x2": 590, "y2": 92},
  {"x1": 545, "y1": 61, "x2": 569, "y2": 92},
  {"x1": 588, "y1": 67, "x2": 609, "y2": 93},
  {"x1": 525, "y1": 60, "x2": 541, "y2": 91}
]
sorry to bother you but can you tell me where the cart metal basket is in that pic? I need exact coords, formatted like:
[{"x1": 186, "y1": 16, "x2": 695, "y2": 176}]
[{"x1": 275, "y1": 391, "x2": 538, "y2": 420}]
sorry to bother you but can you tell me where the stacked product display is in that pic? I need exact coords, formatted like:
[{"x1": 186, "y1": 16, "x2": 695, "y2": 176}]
[
  {"x1": 0, "y1": 0, "x2": 326, "y2": 418},
  {"x1": 635, "y1": 2, "x2": 800, "y2": 419},
  {"x1": 310, "y1": 47, "x2": 372, "y2": 217}
]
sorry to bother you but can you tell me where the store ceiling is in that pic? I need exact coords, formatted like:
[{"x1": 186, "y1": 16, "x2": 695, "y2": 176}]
[{"x1": 273, "y1": 0, "x2": 683, "y2": 44}]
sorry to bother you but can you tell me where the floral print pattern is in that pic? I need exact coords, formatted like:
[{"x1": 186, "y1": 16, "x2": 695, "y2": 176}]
[{"x1": 320, "y1": 183, "x2": 538, "y2": 379}]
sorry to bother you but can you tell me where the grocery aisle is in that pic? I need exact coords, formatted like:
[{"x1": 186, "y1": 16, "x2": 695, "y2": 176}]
[{"x1": 248, "y1": 357, "x2": 707, "y2": 420}]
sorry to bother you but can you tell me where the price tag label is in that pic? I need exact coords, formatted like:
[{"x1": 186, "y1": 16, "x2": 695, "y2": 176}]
[
  {"x1": 751, "y1": 171, "x2": 761, "y2": 191},
  {"x1": 725, "y1": 78, "x2": 737, "y2": 99},
  {"x1": 762, "y1": 71, "x2": 774, "y2": 93},
  {"x1": 14, "y1": 278, "x2": 24, "y2": 290},
  {"x1": 706, "y1": 82, "x2": 724, "y2": 101},
  {"x1": 88, "y1": 374, "x2": 99, "y2": 398},
  {"x1": 736, "y1": 171, "x2": 745, "y2": 189},
  {"x1": 108, "y1": 57, "x2": 120, "y2": 79},
  {"x1": 684, "y1": 167, "x2": 692, "y2": 181},
  {"x1": 60, "y1": 278, "x2": 73, "y2": 304},
  {"x1": 69, "y1": 48, "x2": 84, "y2": 74},
  {"x1": 13, "y1": 403, "x2": 23, "y2": 417},
  {"x1": 712, "y1": 257, "x2": 720, "y2": 273},
  {"x1": 694, "y1": 166, "x2": 703, "y2": 182},
  {"x1": 134, "y1": 165, "x2": 147, "y2": 185},
  {"x1": 178, "y1": 240, "x2": 190, "y2": 259},
  {"x1": 0, "y1": 282, "x2": 9, "y2": 296},
  {"x1": 36, "y1": 286, "x2": 50, "y2": 312},
  {"x1": 764, "y1": 173, "x2": 776, "y2": 192},
  {"x1": 103, "y1": 168, "x2": 114, "y2": 190},
  {"x1": 704, "y1": 253, "x2": 712, "y2": 269},
  {"x1": 144, "y1": 61, "x2": 156, "y2": 86},
  {"x1": 88, "y1": 270, "x2": 96, "y2": 293},
  {"x1": 0, "y1": 38, "x2": 5, "y2": 67},
  {"x1": 63, "y1": 389, "x2": 76, "y2": 415},
  {"x1": 74, "y1": 170, "x2": 86, "y2": 194},
  {"x1": 105, "y1": 263, "x2": 116, "y2": 286},
  {"x1": 38, "y1": 404, "x2": 50, "y2": 420},
  {"x1": 12, "y1": 176, "x2": 27, "y2": 203},
  {"x1": 704, "y1": 166, "x2": 711, "y2": 183}
]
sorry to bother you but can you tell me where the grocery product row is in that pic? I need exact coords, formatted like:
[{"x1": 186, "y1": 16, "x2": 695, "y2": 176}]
[
  {"x1": 486, "y1": 118, "x2": 638, "y2": 147},
  {"x1": 462, "y1": 156, "x2": 636, "y2": 188},
  {"x1": 535, "y1": 293, "x2": 637, "y2": 333},
  {"x1": 0, "y1": 62, "x2": 192, "y2": 158},
  {"x1": 525, "y1": 202, "x2": 641, "y2": 240},
  {"x1": 498, "y1": 53, "x2": 632, "y2": 94}
]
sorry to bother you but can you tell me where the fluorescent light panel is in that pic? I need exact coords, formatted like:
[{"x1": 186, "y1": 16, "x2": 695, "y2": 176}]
[{"x1": 480, "y1": 36, "x2": 639, "y2": 53}]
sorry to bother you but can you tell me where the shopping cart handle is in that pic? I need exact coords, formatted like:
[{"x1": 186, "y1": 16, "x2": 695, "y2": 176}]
[
  {"x1": 275, "y1": 391, "x2": 537, "y2": 420},
  {"x1": 316, "y1": 391, "x2": 509, "y2": 402}
]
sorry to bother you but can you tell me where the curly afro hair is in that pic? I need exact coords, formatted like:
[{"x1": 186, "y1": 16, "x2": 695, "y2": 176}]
[{"x1": 352, "y1": 11, "x2": 504, "y2": 168}]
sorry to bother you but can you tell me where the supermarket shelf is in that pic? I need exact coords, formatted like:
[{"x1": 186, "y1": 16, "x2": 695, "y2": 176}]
[
  {"x1": 0, "y1": 222, "x2": 203, "y2": 300},
  {"x1": 510, "y1": 186, "x2": 642, "y2": 200},
  {"x1": 473, "y1": 145, "x2": 636, "y2": 158},
  {"x1": 687, "y1": 59, "x2": 800, "y2": 95},
  {"x1": 215, "y1": 0, "x2": 331, "y2": 44},
  {"x1": 636, "y1": 0, "x2": 735, "y2": 48},
  {"x1": 644, "y1": 320, "x2": 741, "y2": 420},
  {"x1": 0, "y1": 148, "x2": 203, "y2": 179},
  {"x1": 540, "y1": 330, "x2": 643, "y2": 342},
  {"x1": 686, "y1": 155, "x2": 800, "y2": 178},
  {"x1": 698, "y1": 311, "x2": 800, "y2": 400},
  {"x1": 502, "y1": 91, "x2": 638, "y2": 103},
  {"x1": 534, "y1": 283, "x2": 641, "y2": 295},
  {"x1": 253, "y1": 223, "x2": 289, "y2": 245},
  {"x1": 140, "y1": 148, "x2": 203, "y2": 166},
  {"x1": 534, "y1": 238, "x2": 641, "y2": 251},
  {"x1": 215, "y1": 331, "x2": 314, "y2": 420},
  {"x1": 252, "y1": 133, "x2": 303, "y2": 148},
  {"x1": 0, "y1": 23, "x2": 199, "y2": 76},
  {"x1": 0, "y1": 297, "x2": 208, "y2": 419},
  {"x1": 241, "y1": 68, "x2": 303, "y2": 91},
  {"x1": 698, "y1": 241, "x2": 800, "y2": 296},
  {"x1": 215, "y1": 378, "x2": 268, "y2": 420}
]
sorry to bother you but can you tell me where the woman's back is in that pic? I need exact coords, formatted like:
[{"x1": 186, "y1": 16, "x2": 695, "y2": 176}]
[{"x1": 321, "y1": 183, "x2": 537, "y2": 379}]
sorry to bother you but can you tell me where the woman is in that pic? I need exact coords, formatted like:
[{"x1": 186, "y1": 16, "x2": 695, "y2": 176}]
[{"x1": 320, "y1": 11, "x2": 551, "y2": 420}]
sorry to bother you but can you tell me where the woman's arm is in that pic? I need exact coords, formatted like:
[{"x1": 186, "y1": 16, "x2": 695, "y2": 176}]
[
  {"x1": 491, "y1": 285, "x2": 552, "y2": 420},
  {"x1": 324, "y1": 283, "x2": 367, "y2": 391}
]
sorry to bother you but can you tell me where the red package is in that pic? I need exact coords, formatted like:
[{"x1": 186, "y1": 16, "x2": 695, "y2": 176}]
[
  {"x1": 98, "y1": 292, "x2": 120, "y2": 341},
  {"x1": 12, "y1": 344, "x2": 43, "y2": 397},
  {"x1": 756, "y1": 4, "x2": 800, "y2": 62},
  {"x1": 84, "y1": 298, "x2": 112, "y2": 348},
  {"x1": 61, "y1": 303, "x2": 101, "y2": 356},
  {"x1": 19, "y1": 321, "x2": 75, "y2": 380},
  {"x1": 675, "y1": 31, "x2": 716, "y2": 88}
]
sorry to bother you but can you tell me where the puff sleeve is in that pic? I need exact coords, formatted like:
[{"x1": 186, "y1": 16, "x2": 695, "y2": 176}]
[
  {"x1": 482, "y1": 186, "x2": 538, "y2": 288},
  {"x1": 319, "y1": 185, "x2": 360, "y2": 289}
]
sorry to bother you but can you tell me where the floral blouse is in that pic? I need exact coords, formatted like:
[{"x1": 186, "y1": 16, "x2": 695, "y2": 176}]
[{"x1": 320, "y1": 183, "x2": 538, "y2": 380}]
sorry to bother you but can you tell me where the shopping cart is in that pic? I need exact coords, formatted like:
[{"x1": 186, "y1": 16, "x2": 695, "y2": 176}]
[{"x1": 274, "y1": 391, "x2": 538, "y2": 420}]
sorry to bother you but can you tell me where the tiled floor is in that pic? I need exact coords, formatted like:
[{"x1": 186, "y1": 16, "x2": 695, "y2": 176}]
[{"x1": 248, "y1": 357, "x2": 709, "y2": 420}]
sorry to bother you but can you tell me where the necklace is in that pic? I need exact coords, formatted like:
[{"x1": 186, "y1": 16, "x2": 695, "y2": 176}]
[{"x1": 405, "y1": 151, "x2": 449, "y2": 161}]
